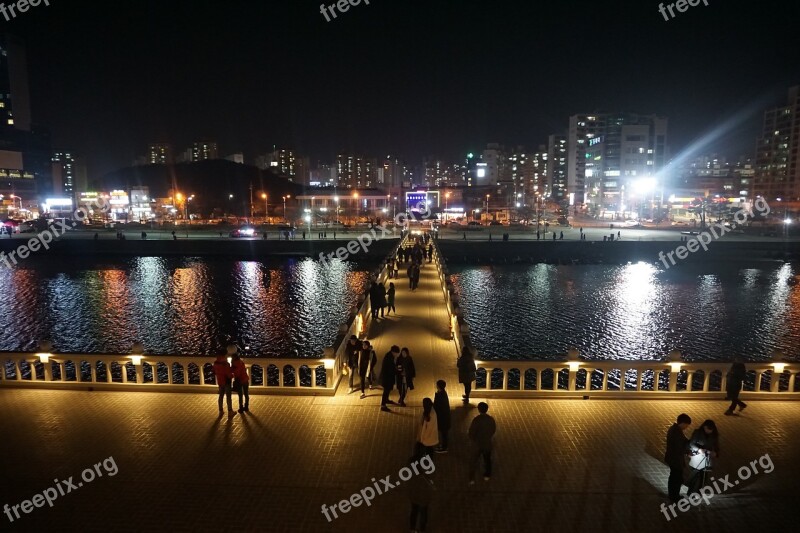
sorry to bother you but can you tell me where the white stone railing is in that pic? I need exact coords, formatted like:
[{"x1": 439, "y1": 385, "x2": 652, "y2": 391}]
[
  {"x1": 0, "y1": 352, "x2": 336, "y2": 396},
  {"x1": 430, "y1": 237, "x2": 466, "y2": 358},
  {"x1": 473, "y1": 354, "x2": 799, "y2": 398},
  {"x1": 324, "y1": 235, "x2": 405, "y2": 390}
]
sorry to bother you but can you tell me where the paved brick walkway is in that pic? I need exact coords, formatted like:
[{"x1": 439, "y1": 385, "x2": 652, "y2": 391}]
[{"x1": 2, "y1": 255, "x2": 799, "y2": 532}]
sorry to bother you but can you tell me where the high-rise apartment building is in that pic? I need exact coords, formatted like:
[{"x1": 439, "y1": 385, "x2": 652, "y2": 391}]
[
  {"x1": 755, "y1": 86, "x2": 800, "y2": 201},
  {"x1": 0, "y1": 34, "x2": 51, "y2": 201},
  {"x1": 547, "y1": 135, "x2": 568, "y2": 202},
  {"x1": 191, "y1": 141, "x2": 218, "y2": 162},
  {"x1": 569, "y1": 113, "x2": 668, "y2": 210},
  {"x1": 336, "y1": 153, "x2": 375, "y2": 189},
  {"x1": 148, "y1": 143, "x2": 173, "y2": 165}
]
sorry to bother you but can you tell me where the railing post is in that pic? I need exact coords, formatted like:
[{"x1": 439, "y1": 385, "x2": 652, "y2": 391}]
[
  {"x1": 703, "y1": 371, "x2": 710, "y2": 392},
  {"x1": 667, "y1": 350, "x2": 683, "y2": 392},
  {"x1": 37, "y1": 341, "x2": 53, "y2": 382},
  {"x1": 323, "y1": 348, "x2": 335, "y2": 389},
  {"x1": 771, "y1": 351, "x2": 787, "y2": 393},
  {"x1": 566, "y1": 348, "x2": 580, "y2": 391}
]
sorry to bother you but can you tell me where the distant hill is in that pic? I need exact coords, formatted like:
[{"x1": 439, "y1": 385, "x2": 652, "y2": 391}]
[{"x1": 98, "y1": 160, "x2": 305, "y2": 215}]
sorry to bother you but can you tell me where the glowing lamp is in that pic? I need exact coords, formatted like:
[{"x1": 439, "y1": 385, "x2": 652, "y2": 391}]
[
  {"x1": 129, "y1": 355, "x2": 144, "y2": 366},
  {"x1": 37, "y1": 353, "x2": 51, "y2": 364},
  {"x1": 323, "y1": 359, "x2": 335, "y2": 370}
]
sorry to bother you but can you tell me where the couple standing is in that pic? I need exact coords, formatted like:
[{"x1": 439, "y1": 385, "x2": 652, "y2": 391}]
[{"x1": 379, "y1": 345, "x2": 416, "y2": 411}]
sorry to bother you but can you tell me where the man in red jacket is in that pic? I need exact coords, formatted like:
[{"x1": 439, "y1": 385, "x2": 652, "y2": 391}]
[{"x1": 214, "y1": 354, "x2": 235, "y2": 418}]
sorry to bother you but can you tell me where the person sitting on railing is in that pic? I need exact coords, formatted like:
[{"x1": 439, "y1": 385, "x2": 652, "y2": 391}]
[
  {"x1": 213, "y1": 354, "x2": 235, "y2": 418},
  {"x1": 686, "y1": 420, "x2": 719, "y2": 495}
]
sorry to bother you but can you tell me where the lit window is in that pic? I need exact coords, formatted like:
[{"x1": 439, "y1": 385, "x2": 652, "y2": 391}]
[{"x1": 7, "y1": 119, "x2": 13, "y2": 125}]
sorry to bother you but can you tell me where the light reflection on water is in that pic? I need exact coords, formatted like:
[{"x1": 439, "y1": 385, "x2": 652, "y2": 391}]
[
  {"x1": 450, "y1": 262, "x2": 800, "y2": 361},
  {"x1": 0, "y1": 256, "x2": 370, "y2": 357}
]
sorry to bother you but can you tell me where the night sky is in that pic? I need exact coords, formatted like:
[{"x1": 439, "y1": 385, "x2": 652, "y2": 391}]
[{"x1": 6, "y1": 0, "x2": 800, "y2": 176}]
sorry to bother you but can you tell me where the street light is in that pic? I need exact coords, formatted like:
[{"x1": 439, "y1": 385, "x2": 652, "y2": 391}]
[
  {"x1": 261, "y1": 193, "x2": 268, "y2": 222},
  {"x1": 282, "y1": 195, "x2": 290, "y2": 222},
  {"x1": 333, "y1": 196, "x2": 339, "y2": 224},
  {"x1": 485, "y1": 194, "x2": 490, "y2": 223},
  {"x1": 353, "y1": 192, "x2": 359, "y2": 222}
]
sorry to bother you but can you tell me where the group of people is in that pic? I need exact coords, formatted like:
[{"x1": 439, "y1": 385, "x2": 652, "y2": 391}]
[
  {"x1": 408, "y1": 389, "x2": 497, "y2": 532},
  {"x1": 665, "y1": 414, "x2": 721, "y2": 502},
  {"x1": 368, "y1": 281, "x2": 396, "y2": 318},
  {"x1": 663, "y1": 361, "x2": 749, "y2": 503},
  {"x1": 212, "y1": 352, "x2": 250, "y2": 418}
]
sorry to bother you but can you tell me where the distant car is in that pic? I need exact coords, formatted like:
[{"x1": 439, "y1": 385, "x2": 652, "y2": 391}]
[
  {"x1": 624, "y1": 219, "x2": 640, "y2": 227},
  {"x1": 489, "y1": 221, "x2": 503, "y2": 226},
  {"x1": 230, "y1": 227, "x2": 256, "y2": 237},
  {"x1": 18, "y1": 222, "x2": 36, "y2": 233},
  {"x1": 467, "y1": 221, "x2": 482, "y2": 226}
]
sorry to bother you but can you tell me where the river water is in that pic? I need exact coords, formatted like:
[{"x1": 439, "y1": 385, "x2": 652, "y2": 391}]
[
  {"x1": 0, "y1": 256, "x2": 370, "y2": 357},
  {"x1": 449, "y1": 261, "x2": 800, "y2": 361}
]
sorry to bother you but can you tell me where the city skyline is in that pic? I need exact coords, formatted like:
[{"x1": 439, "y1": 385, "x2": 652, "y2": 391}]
[{"x1": 3, "y1": 0, "x2": 798, "y2": 178}]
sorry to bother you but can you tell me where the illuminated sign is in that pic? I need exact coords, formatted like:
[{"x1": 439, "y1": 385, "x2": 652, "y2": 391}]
[
  {"x1": 589, "y1": 136, "x2": 603, "y2": 146},
  {"x1": 45, "y1": 198, "x2": 73, "y2": 207}
]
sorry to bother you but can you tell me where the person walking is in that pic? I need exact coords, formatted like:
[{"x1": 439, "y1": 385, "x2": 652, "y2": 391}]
[
  {"x1": 416, "y1": 397, "x2": 439, "y2": 457},
  {"x1": 386, "y1": 282, "x2": 396, "y2": 315},
  {"x1": 468, "y1": 402, "x2": 496, "y2": 484},
  {"x1": 231, "y1": 353, "x2": 250, "y2": 413},
  {"x1": 664, "y1": 413, "x2": 692, "y2": 502},
  {"x1": 369, "y1": 282, "x2": 381, "y2": 319},
  {"x1": 213, "y1": 353, "x2": 235, "y2": 418},
  {"x1": 407, "y1": 263, "x2": 415, "y2": 290},
  {"x1": 412, "y1": 263, "x2": 421, "y2": 290},
  {"x1": 433, "y1": 380, "x2": 451, "y2": 453},
  {"x1": 380, "y1": 346, "x2": 400, "y2": 412},
  {"x1": 358, "y1": 340, "x2": 376, "y2": 398},
  {"x1": 377, "y1": 282, "x2": 387, "y2": 318},
  {"x1": 408, "y1": 452, "x2": 435, "y2": 533},
  {"x1": 457, "y1": 347, "x2": 477, "y2": 404},
  {"x1": 559, "y1": 231, "x2": 564, "y2": 240},
  {"x1": 725, "y1": 361, "x2": 747, "y2": 415},
  {"x1": 396, "y1": 347, "x2": 416, "y2": 407},
  {"x1": 687, "y1": 419, "x2": 719, "y2": 495},
  {"x1": 345, "y1": 335, "x2": 360, "y2": 393}
]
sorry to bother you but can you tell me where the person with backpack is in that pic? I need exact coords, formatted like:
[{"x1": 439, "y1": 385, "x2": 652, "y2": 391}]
[{"x1": 231, "y1": 353, "x2": 250, "y2": 413}]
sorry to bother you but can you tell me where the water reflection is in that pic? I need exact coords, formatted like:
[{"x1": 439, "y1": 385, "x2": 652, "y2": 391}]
[
  {"x1": 451, "y1": 262, "x2": 800, "y2": 361},
  {"x1": 0, "y1": 256, "x2": 370, "y2": 357}
]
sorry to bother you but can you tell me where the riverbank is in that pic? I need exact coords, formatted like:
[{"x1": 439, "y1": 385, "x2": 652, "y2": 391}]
[
  {"x1": 0, "y1": 235, "x2": 399, "y2": 260},
  {"x1": 436, "y1": 239, "x2": 799, "y2": 264}
]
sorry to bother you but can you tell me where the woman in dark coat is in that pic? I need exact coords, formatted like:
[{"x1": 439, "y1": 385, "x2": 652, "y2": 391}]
[
  {"x1": 457, "y1": 347, "x2": 477, "y2": 403},
  {"x1": 687, "y1": 419, "x2": 720, "y2": 494},
  {"x1": 396, "y1": 347, "x2": 416, "y2": 407}
]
